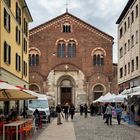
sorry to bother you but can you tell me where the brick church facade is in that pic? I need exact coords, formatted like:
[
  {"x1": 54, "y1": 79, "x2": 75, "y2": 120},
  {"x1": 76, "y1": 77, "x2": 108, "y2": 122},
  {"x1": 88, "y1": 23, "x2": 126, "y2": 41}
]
[{"x1": 29, "y1": 12, "x2": 118, "y2": 107}]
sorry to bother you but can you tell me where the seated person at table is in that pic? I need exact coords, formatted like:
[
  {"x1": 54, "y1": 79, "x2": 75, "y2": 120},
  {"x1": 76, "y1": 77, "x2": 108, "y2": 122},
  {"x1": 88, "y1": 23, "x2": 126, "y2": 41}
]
[
  {"x1": 21, "y1": 107, "x2": 28, "y2": 118},
  {"x1": 9, "y1": 108, "x2": 17, "y2": 121}
]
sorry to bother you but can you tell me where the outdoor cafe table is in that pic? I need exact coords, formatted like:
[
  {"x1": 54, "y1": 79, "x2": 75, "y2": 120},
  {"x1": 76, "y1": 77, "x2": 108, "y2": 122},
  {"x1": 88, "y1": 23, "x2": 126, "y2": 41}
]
[{"x1": 3, "y1": 120, "x2": 27, "y2": 140}]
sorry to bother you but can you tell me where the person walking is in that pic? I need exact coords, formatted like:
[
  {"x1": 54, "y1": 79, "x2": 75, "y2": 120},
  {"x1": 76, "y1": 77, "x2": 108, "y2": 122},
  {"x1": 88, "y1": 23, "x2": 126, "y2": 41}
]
[
  {"x1": 69, "y1": 104, "x2": 75, "y2": 120},
  {"x1": 80, "y1": 104, "x2": 84, "y2": 116},
  {"x1": 102, "y1": 104, "x2": 108, "y2": 120},
  {"x1": 90, "y1": 103, "x2": 94, "y2": 116},
  {"x1": 33, "y1": 109, "x2": 40, "y2": 127},
  {"x1": 56, "y1": 104, "x2": 63, "y2": 125},
  {"x1": 115, "y1": 104, "x2": 123, "y2": 125},
  {"x1": 21, "y1": 107, "x2": 28, "y2": 118},
  {"x1": 84, "y1": 104, "x2": 88, "y2": 118},
  {"x1": 63, "y1": 103, "x2": 69, "y2": 121},
  {"x1": 105, "y1": 103, "x2": 112, "y2": 125}
]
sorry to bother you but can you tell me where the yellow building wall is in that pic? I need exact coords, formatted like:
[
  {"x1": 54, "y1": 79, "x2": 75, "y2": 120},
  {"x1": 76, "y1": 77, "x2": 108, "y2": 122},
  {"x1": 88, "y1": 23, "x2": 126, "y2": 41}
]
[{"x1": 0, "y1": 0, "x2": 31, "y2": 83}]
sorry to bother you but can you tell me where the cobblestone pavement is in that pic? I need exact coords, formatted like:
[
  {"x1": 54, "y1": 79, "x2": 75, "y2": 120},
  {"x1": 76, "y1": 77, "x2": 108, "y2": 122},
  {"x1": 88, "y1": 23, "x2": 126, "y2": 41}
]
[{"x1": 73, "y1": 114, "x2": 140, "y2": 140}]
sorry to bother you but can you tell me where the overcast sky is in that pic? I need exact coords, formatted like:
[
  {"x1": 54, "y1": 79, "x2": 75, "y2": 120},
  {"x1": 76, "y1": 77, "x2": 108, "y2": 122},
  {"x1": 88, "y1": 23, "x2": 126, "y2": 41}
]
[{"x1": 26, "y1": 0, "x2": 128, "y2": 63}]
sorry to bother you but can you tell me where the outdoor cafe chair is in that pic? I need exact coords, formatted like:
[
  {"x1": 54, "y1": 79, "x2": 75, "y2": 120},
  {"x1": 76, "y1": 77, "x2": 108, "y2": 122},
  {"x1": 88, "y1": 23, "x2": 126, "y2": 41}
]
[{"x1": 23, "y1": 120, "x2": 33, "y2": 139}]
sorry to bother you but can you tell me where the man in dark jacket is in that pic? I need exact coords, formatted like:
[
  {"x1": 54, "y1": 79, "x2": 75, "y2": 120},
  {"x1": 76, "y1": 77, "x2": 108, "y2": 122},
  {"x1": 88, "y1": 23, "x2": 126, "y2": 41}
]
[
  {"x1": 63, "y1": 103, "x2": 69, "y2": 121},
  {"x1": 56, "y1": 104, "x2": 62, "y2": 125},
  {"x1": 69, "y1": 104, "x2": 75, "y2": 120},
  {"x1": 84, "y1": 104, "x2": 88, "y2": 118}
]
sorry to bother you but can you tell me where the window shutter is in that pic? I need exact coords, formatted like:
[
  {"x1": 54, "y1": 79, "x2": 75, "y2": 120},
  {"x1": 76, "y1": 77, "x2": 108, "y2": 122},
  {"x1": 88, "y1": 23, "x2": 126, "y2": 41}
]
[
  {"x1": 8, "y1": 45, "x2": 11, "y2": 64},
  {"x1": 16, "y1": 27, "x2": 18, "y2": 42},
  {"x1": 16, "y1": 53, "x2": 18, "y2": 70},
  {"x1": 19, "y1": 30, "x2": 20, "y2": 44},
  {"x1": 4, "y1": 42, "x2": 7, "y2": 62},
  {"x1": 19, "y1": 8, "x2": 21, "y2": 25},
  {"x1": 4, "y1": 9, "x2": 6, "y2": 27},
  {"x1": 8, "y1": 14, "x2": 10, "y2": 32},
  {"x1": 19, "y1": 56, "x2": 21, "y2": 71}
]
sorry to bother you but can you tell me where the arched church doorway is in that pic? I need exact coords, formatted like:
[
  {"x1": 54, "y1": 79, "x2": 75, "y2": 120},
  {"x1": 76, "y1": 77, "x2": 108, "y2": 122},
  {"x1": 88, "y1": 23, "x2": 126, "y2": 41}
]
[
  {"x1": 60, "y1": 79, "x2": 73, "y2": 105},
  {"x1": 93, "y1": 84, "x2": 104, "y2": 100},
  {"x1": 57, "y1": 76, "x2": 76, "y2": 106}
]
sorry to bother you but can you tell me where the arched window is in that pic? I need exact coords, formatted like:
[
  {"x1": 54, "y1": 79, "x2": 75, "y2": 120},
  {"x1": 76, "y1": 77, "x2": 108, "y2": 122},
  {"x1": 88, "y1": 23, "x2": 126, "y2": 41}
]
[
  {"x1": 94, "y1": 85, "x2": 104, "y2": 91},
  {"x1": 67, "y1": 42, "x2": 76, "y2": 57},
  {"x1": 92, "y1": 49, "x2": 104, "y2": 66},
  {"x1": 29, "y1": 47, "x2": 41, "y2": 66},
  {"x1": 63, "y1": 23, "x2": 71, "y2": 33},
  {"x1": 57, "y1": 42, "x2": 66, "y2": 57},
  {"x1": 29, "y1": 84, "x2": 40, "y2": 93}
]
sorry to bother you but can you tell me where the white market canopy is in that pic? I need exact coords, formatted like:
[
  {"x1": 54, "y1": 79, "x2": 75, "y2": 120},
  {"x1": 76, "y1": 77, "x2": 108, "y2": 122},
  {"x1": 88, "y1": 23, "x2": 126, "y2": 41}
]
[
  {"x1": 129, "y1": 91, "x2": 140, "y2": 96},
  {"x1": 120, "y1": 88, "x2": 132, "y2": 95},
  {"x1": 93, "y1": 92, "x2": 126, "y2": 103},
  {"x1": 111, "y1": 94, "x2": 127, "y2": 102},
  {"x1": 93, "y1": 92, "x2": 117, "y2": 103},
  {"x1": 101, "y1": 93, "x2": 117, "y2": 103},
  {"x1": 93, "y1": 95, "x2": 104, "y2": 103}
]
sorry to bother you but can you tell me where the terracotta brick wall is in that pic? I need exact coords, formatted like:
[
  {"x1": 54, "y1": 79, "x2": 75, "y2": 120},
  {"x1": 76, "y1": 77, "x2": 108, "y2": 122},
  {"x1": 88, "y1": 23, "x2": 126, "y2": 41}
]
[{"x1": 29, "y1": 13, "x2": 118, "y2": 95}]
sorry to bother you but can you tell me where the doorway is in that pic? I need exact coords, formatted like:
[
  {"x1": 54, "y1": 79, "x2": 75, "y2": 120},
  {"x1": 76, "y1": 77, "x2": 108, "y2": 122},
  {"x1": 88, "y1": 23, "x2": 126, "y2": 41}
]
[
  {"x1": 60, "y1": 87, "x2": 72, "y2": 105},
  {"x1": 93, "y1": 84, "x2": 104, "y2": 100},
  {"x1": 94, "y1": 92, "x2": 103, "y2": 100}
]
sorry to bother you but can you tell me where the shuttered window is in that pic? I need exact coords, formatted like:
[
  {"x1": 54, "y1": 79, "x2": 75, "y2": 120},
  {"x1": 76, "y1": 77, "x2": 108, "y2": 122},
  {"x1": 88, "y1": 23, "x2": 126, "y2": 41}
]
[{"x1": 3, "y1": 41, "x2": 11, "y2": 64}]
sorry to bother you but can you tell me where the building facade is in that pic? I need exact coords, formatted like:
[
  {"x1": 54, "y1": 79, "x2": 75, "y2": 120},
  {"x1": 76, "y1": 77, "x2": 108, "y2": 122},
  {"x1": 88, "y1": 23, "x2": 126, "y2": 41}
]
[
  {"x1": 116, "y1": 0, "x2": 140, "y2": 92},
  {"x1": 0, "y1": 0, "x2": 32, "y2": 112},
  {"x1": 29, "y1": 12, "x2": 117, "y2": 107}
]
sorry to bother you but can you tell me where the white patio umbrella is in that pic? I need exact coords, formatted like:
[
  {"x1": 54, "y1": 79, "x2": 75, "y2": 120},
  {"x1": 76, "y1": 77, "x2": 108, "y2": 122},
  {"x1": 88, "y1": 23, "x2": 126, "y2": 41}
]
[
  {"x1": 22, "y1": 89, "x2": 43, "y2": 97},
  {"x1": 0, "y1": 80, "x2": 37, "y2": 100},
  {"x1": 0, "y1": 80, "x2": 19, "y2": 89}
]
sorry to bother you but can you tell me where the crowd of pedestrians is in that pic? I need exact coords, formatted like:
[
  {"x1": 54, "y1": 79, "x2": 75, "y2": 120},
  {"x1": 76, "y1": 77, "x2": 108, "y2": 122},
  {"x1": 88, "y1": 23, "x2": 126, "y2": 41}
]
[{"x1": 55, "y1": 102, "x2": 124, "y2": 126}]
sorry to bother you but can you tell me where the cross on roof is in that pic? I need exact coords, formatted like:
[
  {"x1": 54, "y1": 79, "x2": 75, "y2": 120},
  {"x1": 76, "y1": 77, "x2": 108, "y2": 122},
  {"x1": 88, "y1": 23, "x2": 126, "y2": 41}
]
[{"x1": 65, "y1": 0, "x2": 69, "y2": 12}]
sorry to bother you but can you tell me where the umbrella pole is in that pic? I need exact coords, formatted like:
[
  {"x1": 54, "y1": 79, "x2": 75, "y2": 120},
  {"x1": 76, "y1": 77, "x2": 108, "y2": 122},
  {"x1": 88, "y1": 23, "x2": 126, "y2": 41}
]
[{"x1": 3, "y1": 90, "x2": 10, "y2": 100}]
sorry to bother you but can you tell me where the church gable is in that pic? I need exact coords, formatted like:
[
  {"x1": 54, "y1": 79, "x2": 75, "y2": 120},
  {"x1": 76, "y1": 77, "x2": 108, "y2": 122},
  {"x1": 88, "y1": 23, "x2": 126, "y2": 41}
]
[{"x1": 30, "y1": 12, "x2": 113, "y2": 41}]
